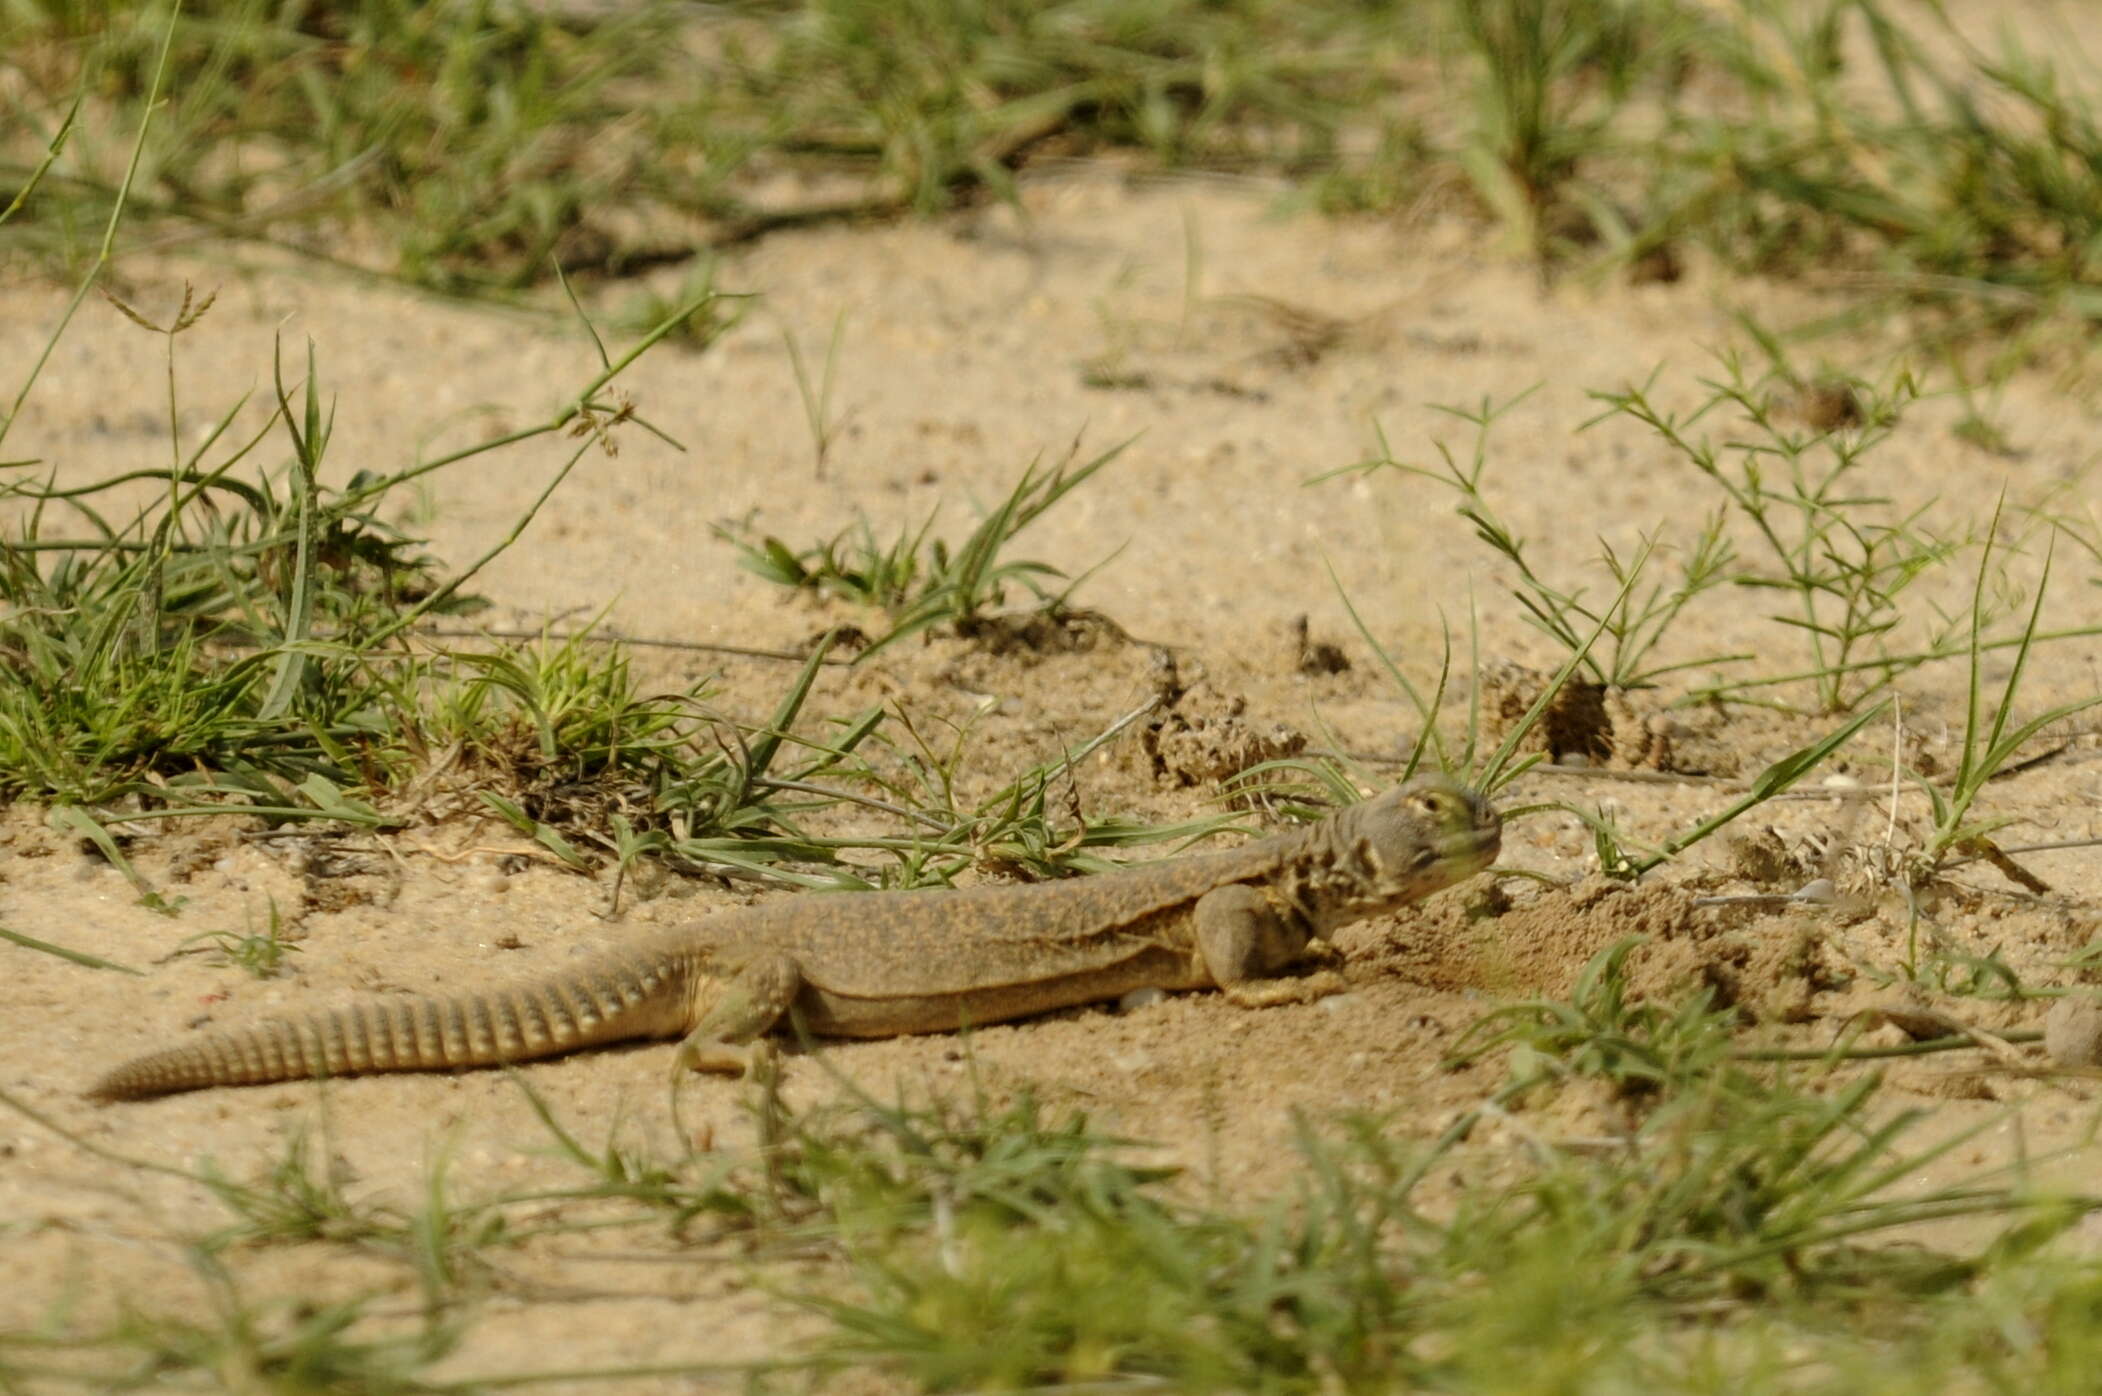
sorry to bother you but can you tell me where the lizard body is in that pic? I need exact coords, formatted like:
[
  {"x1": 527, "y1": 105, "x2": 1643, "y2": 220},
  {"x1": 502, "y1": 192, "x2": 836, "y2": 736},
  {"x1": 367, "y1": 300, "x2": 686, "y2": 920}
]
[{"x1": 89, "y1": 776, "x2": 1498, "y2": 1100}]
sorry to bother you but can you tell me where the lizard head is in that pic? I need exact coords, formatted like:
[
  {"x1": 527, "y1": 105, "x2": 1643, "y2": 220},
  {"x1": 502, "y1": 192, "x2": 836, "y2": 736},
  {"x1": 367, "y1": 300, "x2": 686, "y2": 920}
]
[{"x1": 1306, "y1": 774, "x2": 1501, "y2": 925}]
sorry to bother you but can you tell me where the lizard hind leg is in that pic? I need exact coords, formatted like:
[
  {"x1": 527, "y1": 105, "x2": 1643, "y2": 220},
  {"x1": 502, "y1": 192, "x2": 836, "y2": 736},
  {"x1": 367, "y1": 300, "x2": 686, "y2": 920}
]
[{"x1": 671, "y1": 949, "x2": 805, "y2": 1077}]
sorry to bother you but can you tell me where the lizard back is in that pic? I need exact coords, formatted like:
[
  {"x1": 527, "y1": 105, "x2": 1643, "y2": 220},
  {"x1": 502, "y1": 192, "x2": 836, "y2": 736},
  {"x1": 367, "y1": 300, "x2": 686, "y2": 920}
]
[{"x1": 736, "y1": 842, "x2": 1281, "y2": 1000}]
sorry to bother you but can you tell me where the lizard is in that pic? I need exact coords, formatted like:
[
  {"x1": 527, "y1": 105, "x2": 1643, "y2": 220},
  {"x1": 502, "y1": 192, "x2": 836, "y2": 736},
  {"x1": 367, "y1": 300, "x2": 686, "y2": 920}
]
[{"x1": 88, "y1": 775, "x2": 1499, "y2": 1101}]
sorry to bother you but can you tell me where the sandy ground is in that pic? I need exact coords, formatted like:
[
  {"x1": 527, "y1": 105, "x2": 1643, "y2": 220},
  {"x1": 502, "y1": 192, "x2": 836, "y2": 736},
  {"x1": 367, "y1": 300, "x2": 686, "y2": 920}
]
[{"x1": 5, "y1": 161, "x2": 2102, "y2": 1388}]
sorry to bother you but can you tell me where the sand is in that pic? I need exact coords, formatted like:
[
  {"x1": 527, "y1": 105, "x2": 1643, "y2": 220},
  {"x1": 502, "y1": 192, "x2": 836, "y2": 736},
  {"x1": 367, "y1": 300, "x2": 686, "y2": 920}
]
[{"x1": 5, "y1": 162, "x2": 2102, "y2": 1388}]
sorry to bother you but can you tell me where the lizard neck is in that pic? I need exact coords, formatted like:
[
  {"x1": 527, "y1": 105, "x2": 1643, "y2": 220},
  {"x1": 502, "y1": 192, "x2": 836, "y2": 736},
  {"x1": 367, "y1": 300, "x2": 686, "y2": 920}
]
[{"x1": 1263, "y1": 806, "x2": 1430, "y2": 934}]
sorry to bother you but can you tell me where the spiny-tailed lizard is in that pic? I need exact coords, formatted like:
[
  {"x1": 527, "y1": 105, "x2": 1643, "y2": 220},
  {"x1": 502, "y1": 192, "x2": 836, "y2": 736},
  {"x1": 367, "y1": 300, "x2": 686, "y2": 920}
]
[{"x1": 90, "y1": 776, "x2": 1499, "y2": 1100}]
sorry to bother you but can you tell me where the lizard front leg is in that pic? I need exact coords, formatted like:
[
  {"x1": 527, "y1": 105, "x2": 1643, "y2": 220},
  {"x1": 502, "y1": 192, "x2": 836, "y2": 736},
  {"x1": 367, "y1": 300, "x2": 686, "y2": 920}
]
[
  {"x1": 1192, "y1": 884, "x2": 1345, "y2": 1009},
  {"x1": 671, "y1": 950, "x2": 804, "y2": 1076}
]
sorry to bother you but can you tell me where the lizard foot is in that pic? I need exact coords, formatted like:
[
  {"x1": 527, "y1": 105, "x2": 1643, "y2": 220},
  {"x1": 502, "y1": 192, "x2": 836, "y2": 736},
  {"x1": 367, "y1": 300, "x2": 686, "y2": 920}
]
[
  {"x1": 1223, "y1": 969, "x2": 1347, "y2": 1009},
  {"x1": 672, "y1": 1035, "x2": 774, "y2": 1078}
]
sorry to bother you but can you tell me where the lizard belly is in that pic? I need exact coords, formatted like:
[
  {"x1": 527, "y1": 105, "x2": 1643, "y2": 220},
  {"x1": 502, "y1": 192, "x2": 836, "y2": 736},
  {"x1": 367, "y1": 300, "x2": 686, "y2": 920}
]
[{"x1": 795, "y1": 947, "x2": 1208, "y2": 1038}]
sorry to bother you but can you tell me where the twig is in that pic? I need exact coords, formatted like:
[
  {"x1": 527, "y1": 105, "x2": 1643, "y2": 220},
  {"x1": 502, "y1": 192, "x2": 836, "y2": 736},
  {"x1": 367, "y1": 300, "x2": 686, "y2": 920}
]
[
  {"x1": 412, "y1": 626, "x2": 850, "y2": 664},
  {"x1": 1735, "y1": 1029, "x2": 2042, "y2": 1062}
]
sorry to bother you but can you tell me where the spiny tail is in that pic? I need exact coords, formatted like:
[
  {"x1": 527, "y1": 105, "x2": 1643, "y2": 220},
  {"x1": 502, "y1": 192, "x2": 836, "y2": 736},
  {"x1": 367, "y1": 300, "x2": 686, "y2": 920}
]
[{"x1": 88, "y1": 942, "x2": 694, "y2": 1102}]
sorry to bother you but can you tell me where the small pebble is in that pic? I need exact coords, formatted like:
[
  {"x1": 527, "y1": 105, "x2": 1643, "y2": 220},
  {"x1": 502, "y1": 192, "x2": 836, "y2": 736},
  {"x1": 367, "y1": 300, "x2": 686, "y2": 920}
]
[
  {"x1": 1119, "y1": 987, "x2": 1167, "y2": 1013},
  {"x1": 2046, "y1": 993, "x2": 2102, "y2": 1068}
]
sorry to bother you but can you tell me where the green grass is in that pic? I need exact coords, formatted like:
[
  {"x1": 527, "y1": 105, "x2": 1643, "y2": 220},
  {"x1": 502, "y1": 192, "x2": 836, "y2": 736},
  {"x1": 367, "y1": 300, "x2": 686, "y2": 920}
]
[
  {"x1": 1322, "y1": 359, "x2": 2080, "y2": 721},
  {"x1": 1591, "y1": 360, "x2": 1962, "y2": 715},
  {"x1": 1316, "y1": 387, "x2": 1746, "y2": 697},
  {"x1": 179, "y1": 898, "x2": 300, "y2": 979},
  {"x1": 1310, "y1": 347, "x2": 2100, "y2": 900},
  {"x1": 7, "y1": 3, "x2": 2102, "y2": 1391},
  {"x1": 0, "y1": 84, "x2": 1186, "y2": 903},
  {"x1": 716, "y1": 436, "x2": 1129, "y2": 661},
  {"x1": 9, "y1": 1028, "x2": 2100, "y2": 1393},
  {"x1": 14, "y1": 0, "x2": 2102, "y2": 351},
  {"x1": 0, "y1": 304, "x2": 730, "y2": 828}
]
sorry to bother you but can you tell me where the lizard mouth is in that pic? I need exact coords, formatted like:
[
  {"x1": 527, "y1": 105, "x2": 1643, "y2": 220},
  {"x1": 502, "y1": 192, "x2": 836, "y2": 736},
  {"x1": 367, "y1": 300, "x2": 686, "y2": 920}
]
[{"x1": 1439, "y1": 792, "x2": 1502, "y2": 874}]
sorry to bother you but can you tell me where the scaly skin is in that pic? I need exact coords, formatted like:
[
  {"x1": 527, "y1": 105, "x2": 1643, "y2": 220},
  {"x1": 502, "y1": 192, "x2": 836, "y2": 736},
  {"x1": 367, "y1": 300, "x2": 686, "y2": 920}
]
[
  {"x1": 89, "y1": 776, "x2": 1500, "y2": 1101},
  {"x1": 89, "y1": 934, "x2": 703, "y2": 1101}
]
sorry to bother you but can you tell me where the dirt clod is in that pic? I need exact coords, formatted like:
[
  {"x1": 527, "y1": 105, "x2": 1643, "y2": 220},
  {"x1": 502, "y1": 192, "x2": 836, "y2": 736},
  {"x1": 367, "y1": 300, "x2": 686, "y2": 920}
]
[
  {"x1": 2046, "y1": 993, "x2": 2102, "y2": 1068},
  {"x1": 1142, "y1": 680, "x2": 1307, "y2": 788}
]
